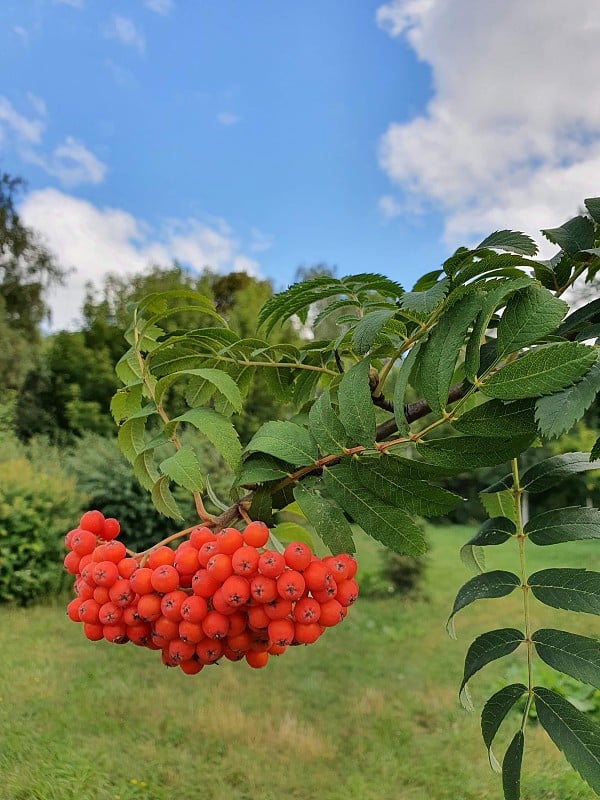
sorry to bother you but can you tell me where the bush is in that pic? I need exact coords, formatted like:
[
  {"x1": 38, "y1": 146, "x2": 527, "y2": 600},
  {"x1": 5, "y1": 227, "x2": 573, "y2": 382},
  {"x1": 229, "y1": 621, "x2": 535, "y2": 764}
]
[
  {"x1": 360, "y1": 548, "x2": 427, "y2": 599},
  {"x1": 0, "y1": 458, "x2": 84, "y2": 605}
]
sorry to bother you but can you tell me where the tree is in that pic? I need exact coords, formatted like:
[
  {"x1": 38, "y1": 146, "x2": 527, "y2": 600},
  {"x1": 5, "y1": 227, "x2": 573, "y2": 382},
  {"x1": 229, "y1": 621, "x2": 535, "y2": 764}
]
[{"x1": 64, "y1": 202, "x2": 600, "y2": 798}]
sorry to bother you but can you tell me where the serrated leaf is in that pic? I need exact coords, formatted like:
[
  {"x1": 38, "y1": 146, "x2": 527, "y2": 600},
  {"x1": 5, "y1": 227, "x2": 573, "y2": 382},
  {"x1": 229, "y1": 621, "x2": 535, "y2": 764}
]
[
  {"x1": 400, "y1": 278, "x2": 450, "y2": 315},
  {"x1": 159, "y1": 446, "x2": 204, "y2": 492},
  {"x1": 151, "y1": 476, "x2": 183, "y2": 520},
  {"x1": 351, "y1": 309, "x2": 397, "y2": 355},
  {"x1": 497, "y1": 286, "x2": 568, "y2": 357},
  {"x1": 249, "y1": 486, "x2": 274, "y2": 526},
  {"x1": 323, "y1": 463, "x2": 426, "y2": 555},
  {"x1": 293, "y1": 483, "x2": 355, "y2": 554},
  {"x1": 525, "y1": 506, "x2": 600, "y2": 545},
  {"x1": 481, "y1": 684, "x2": 527, "y2": 773},
  {"x1": 393, "y1": 341, "x2": 423, "y2": 436},
  {"x1": 533, "y1": 629, "x2": 600, "y2": 690},
  {"x1": 155, "y1": 368, "x2": 242, "y2": 412},
  {"x1": 447, "y1": 571, "x2": 520, "y2": 638},
  {"x1": 110, "y1": 383, "x2": 143, "y2": 423},
  {"x1": 534, "y1": 687, "x2": 600, "y2": 794},
  {"x1": 337, "y1": 358, "x2": 376, "y2": 447},
  {"x1": 482, "y1": 343, "x2": 597, "y2": 400},
  {"x1": 308, "y1": 391, "x2": 348, "y2": 455},
  {"x1": 557, "y1": 297, "x2": 600, "y2": 335},
  {"x1": 584, "y1": 197, "x2": 600, "y2": 222},
  {"x1": 117, "y1": 417, "x2": 147, "y2": 465},
  {"x1": 479, "y1": 490, "x2": 517, "y2": 523},
  {"x1": 173, "y1": 407, "x2": 242, "y2": 472},
  {"x1": 353, "y1": 456, "x2": 462, "y2": 517},
  {"x1": 271, "y1": 521, "x2": 313, "y2": 546},
  {"x1": 535, "y1": 355, "x2": 600, "y2": 439},
  {"x1": 133, "y1": 450, "x2": 160, "y2": 491},
  {"x1": 542, "y1": 215, "x2": 595, "y2": 254},
  {"x1": 528, "y1": 568, "x2": 600, "y2": 615},
  {"x1": 476, "y1": 230, "x2": 538, "y2": 256},
  {"x1": 502, "y1": 731, "x2": 524, "y2": 800},
  {"x1": 236, "y1": 455, "x2": 290, "y2": 486},
  {"x1": 460, "y1": 629, "x2": 524, "y2": 711},
  {"x1": 454, "y1": 399, "x2": 537, "y2": 438},
  {"x1": 245, "y1": 420, "x2": 318, "y2": 467},
  {"x1": 521, "y1": 452, "x2": 600, "y2": 493},
  {"x1": 419, "y1": 292, "x2": 482, "y2": 416},
  {"x1": 417, "y1": 435, "x2": 534, "y2": 471},
  {"x1": 115, "y1": 348, "x2": 143, "y2": 386}
]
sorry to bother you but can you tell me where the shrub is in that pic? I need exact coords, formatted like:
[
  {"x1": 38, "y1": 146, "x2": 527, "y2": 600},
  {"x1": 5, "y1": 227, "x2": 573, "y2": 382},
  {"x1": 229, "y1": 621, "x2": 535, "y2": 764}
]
[{"x1": 0, "y1": 458, "x2": 83, "y2": 605}]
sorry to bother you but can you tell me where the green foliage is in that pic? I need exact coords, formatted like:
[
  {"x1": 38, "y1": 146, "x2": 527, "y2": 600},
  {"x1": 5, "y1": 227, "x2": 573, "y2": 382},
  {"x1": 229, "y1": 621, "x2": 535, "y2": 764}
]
[{"x1": 0, "y1": 458, "x2": 83, "y2": 605}]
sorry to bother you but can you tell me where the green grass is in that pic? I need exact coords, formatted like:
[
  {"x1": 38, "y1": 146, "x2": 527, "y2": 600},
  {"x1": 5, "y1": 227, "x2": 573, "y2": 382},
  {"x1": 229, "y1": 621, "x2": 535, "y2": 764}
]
[{"x1": 0, "y1": 525, "x2": 597, "y2": 800}]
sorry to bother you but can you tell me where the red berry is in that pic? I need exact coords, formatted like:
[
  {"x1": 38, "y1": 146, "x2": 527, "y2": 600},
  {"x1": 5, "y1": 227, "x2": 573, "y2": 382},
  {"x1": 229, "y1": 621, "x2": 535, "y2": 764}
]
[
  {"x1": 109, "y1": 579, "x2": 135, "y2": 608},
  {"x1": 206, "y1": 553, "x2": 233, "y2": 582},
  {"x1": 191, "y1": 569, "x2": 221, "y2": 598},
  {"x1": 173, "y1": 546, "x2": 199, "y2": 575},
  {"x1": 294, "y1": 622, "x2": 322, "y2": 644},
  {"x1": 103, "y1": 623, "x2": 128, "y2": 644},
  {"x1": 319, "y1": 599, "x2": 344, "y2": 627},
  {"x1": 264, "y1": 597, "x2": 293, "y2": 621},
  {"x1": 154, "y1": 615, "x2": 180, "y2": 642},
  {"x1": 78, "y1": 599, "x2": 101, "y2": 624},
  {"x1": 83, "y1": 622, "x2": 104, "y2": 641},
  {"x1": 71, "y1": 529, "x2": 97, "y2": 556},
  {"x1": 103, "y1": 540, "x2": 127, "y2": 564},
  {"x1": 180, "y1": 595, "x2": 208, "y2": 623},
  {"x1": 276, "y1": 570, "x2": 306, "y2": 601},
  {"x1": 268, "y1": 618, "x2": 295, "y2": 646},
  {"x1": 79, "y1": 510, "x2": 105, "y2": 536},
  {"x1": 92, "y1": 561, "x2": 119, "y2": 588},
  {"x1": 202, "y1": 611, "x2": 230, "y2": 640},
  {"x1": 147, "y1": 546, "x2": 175, "y2": 569},
  {"x1": 196, "y1": 639, "x2": 224, "y2": 664},
  {"x1": 221, "y1": 575, "x2": 250, "y2": 607},
  {"x1": 118, "y1": 557, "x2": 138, "y2": 579},
  {"x1": 160, "y1": 590, "x2": 188, "y2": 621},
  {"x1": 336, "y1": 579, "x2": 359, "y2": 607},
  {"x1": 150, "y1": 565, "x2": 179, "y2": 594},
  {"x1": 178, "y1": 620, "x2": 205, "y2": 643},
  {"x1": 130, "y1": 567, "x2": 154, "y2": 595},
  {"x1": 67, "y1": 598, "x2": 83, "y2": 622},
  {"x1": 103, "y1": 517, "x2": 121, "y2": 540},
  {"x1": 242, "y1": 520, "x2": 270, "y2": 548},
  {"x1": 231, "y1": 546, "x2": 260, "y2": 576},
  {"x1": 98, "y1": 602, "x2": 123, "y2": 625},
  {"x1": 284, "y1": 541, "x2": 312, "y2": 571},
  {"x1": 216, "y1": 527, "x2": 244, "y2": 555},
  {"x1": 198, "y1": 541, "x2": 219, "y2": 567},
  {"x1": 189, "y1": 526, "x2": 215, "y2": 549},
  {"x1": 180, "y1": 659, "x2": 203, "y2": 675},
  {"x1": 250, "y1": 575, "x2": 278, "y2": 604},
  {"x1": 245, "y1": 650, "x2": 269, "y2": 669},
  {"x1": 293, "y1": 597, "x2": 321, "y2": 624},
  {"x1": 303, "y1": 560, "x2": 330, "y2": 592},
  {"x1": 137, "y1": 593, "x2": 162, "y2": 622},
  {"x1": 63, "y1": 551, "x2": 81, "y2": 575},
  {"x1": 258, "y1": 550, "x2": 286, "y2": 578}
]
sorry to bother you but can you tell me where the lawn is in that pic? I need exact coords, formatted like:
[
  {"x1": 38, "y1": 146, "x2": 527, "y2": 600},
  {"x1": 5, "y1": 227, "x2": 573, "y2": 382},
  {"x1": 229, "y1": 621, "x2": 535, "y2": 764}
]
[{"x1": 0, "y1": 524, "x2": 597, "y2": 800}]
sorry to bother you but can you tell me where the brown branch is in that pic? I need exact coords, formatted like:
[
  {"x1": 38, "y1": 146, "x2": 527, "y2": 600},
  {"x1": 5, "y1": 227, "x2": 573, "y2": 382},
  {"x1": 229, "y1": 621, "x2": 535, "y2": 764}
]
[{"x1": 375, "y1": 380, "x2": 469, "y2": 441}]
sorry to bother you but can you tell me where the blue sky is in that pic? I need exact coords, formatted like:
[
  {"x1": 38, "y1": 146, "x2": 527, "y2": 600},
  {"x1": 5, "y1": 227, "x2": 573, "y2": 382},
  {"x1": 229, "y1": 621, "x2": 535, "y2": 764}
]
[{"x1": 1, "y1": 1, "x2": 599, "y2": 329}]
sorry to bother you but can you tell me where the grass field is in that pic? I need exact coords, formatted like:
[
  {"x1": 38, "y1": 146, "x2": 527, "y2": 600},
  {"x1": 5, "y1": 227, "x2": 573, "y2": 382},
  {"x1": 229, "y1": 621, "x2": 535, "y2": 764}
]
[{"x1": 0, "y1": 524, "x2": 597, "y2": 800}]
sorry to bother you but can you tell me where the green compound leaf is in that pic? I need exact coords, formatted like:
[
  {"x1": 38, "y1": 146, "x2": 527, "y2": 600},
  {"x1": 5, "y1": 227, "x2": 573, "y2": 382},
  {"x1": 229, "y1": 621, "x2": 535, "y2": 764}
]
[
  {"x1": 337, "y1": 358, "x2": 376, "y2": 447},
  {"x1": 417, "y1": 435, "x2": 534, "y2": 471},
  {"x1": 534, "y1": 687, "x2": 600, "y2": 794},
  {"x1": 528, "y1": 568, "x2": 600, "y2": 615},
  {"x1": 459, "y1": 518, "x2": 516, "y2": 575},
  {"x1": 584, "y1": 197, "x2": 600, "y2": 223},
  {"x1": 323, "y1": 463, "x2": 426, "y2": 556},
  {"x1": 479, "y1": 490, "x2": 518, "y2": 524},
  {"x1": 446, "y1": 571, "x2": 520, "y2": 638},
  {"x1": 481, "y1": 684, "x2": 528, "y2": 772},
  {"x1": 496, "y1": 285, "x2": 568, "y2": 357},
  {"x1": 133, "y1": 450, "x2": 160, "y2": 491},
  {"x1": 236, "y1": 455, "x2": 290, "y2": 486},
  {"x1": 460, "y1": 628, "x2": 524, "y2": 711},
  {"x1": 521, "y1": 452, "x2": 600, "y2": 493},
  {"x1": 502, "y1": 731, "x2": 525, "y2": 800},
  {"x1": 159, "y1": 446, "x2": 204, "y2": 493},
  {"x1": 535, "y1": 355, "x2": 600, "y2": 439},
  {"x1": 155, "y1": 367, "x2": 243, "y2": 412},
  {"x1": 393, "y1": 340, "x2": 423, "y2": 436},
  {"x1": 354, "y1": 455, "x2": 462, "y2": 517},
  {"x1": 271, "y1": 521, "x2": 313, "y2": 546},
  {"x1": 174, "y1": 407, "x2": 242, "y2": 472},
  {"x1": 293, "y1": 483, "x2": 355, "y2": 555},
  {"x1": 525, "y1": 507, "x2": 600, "y2": 545},
  {"x1": 418, "y1": 290, "x2": 482, "y2": 416},
  {"x1": 542, "y1": 215, "x2": 596, "y2": 254},
  {"x1": 151, "y1": 475, "x2": 183, "y2": 520},
  {"x1": 110, "y1": 383, "x2": 143, "y2": 423},
  {"x1": 557, "y1": 297, "x2": 600, "y2": 336},
  {"x1": 533, "y1": 629, "x2": 600, "y2": 690},
  {"x1": 245, "y1": 420, "x2": 317, "y2": 468},
  {"x1": 476, "y1": 230, "x2": 538, "y2": 256},
  {"x1": 482, "y1": 342, "x2": 597, "y2": 400},
  {"x1": 117, "y1": 417, "x2": 148, "y2": 465},
  {"x1": 453, "y1": 399, "x2": 537, "y2": 438},
  {"x1": 308, "y1": 390, "x2": 348, "y2": 455},
  {"x1": 351, "y1": 309, "x2": 397, "y2": 354},
  {"x1": 400, "y1": 277, "x2": 450, "y2": 315}
]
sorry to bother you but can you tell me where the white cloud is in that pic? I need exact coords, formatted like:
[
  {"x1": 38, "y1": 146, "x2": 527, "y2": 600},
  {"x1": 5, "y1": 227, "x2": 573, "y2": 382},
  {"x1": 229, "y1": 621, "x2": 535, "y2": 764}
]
[
  {"x1": 144, "y1": 0, "x2": 173, "y2": 15},
  {"x1": 217, "y1": 111, "x2": 240, "y2": 126},
  {"x1": 378, "y1": 194, "x2": 403, "y2": 219},
  {"x1": 249, "y1": 227, "x2": 273, "y2": 253},
  {"x1": 376, "y1": 0, "x2": 600, "y2": 250},
  {"x1": 105, "y1": 15, "x2": 145, "y2": 54},
  {"x1": 20, "y1": 189, "x2": 262, "y2": 330},
  {"x1": 25, "y1": 136, "x2": 107, "y2": 187},
  {"x1": 0, "y1": 96, "x2": 44, "y2": 144}
]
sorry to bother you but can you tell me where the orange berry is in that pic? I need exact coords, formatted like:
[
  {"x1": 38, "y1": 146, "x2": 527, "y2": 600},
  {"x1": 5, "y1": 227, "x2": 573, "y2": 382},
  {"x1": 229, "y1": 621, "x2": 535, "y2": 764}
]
[
  {"x1": 294, "y1": 622, "x2": 321, "y2": 644},
  {"x1": 126, "y1": 623, "x2": 151, "y2": 646},
  {"x1": 227, "y1": 611, "x2": 247, "y2": 638},
  {"x1": 216, "y1": 527, "x2": 244, "y2": 555},
  {"x1": 227, "y1": 631, "x2": 253, "y2": 653},
  {"x1": 303, "y1": 561, "x2": 329, "y2": 592},
  {"x1": 191, "y1": 569, "x2": 221, "y2": 598},
  {"x1": 196, "y1": 639, "x2": 224, "y2": 664},
  {"x1": 137, "y1": 593, "x2": 162, "y2": 622},
  {"x1": 231, "y1": 545, "x2": 260, "y2": 576},
  {"x1": 198, "y1": 541, "x2": 219, "y2": 567},
  {"x1": 246, "y1": 650, "x2": 269, "y2": 669},
  {"x1": 180, "y1": 659, "x2": 203, "y2": 675},
  {"x1": 147, "y1": 546, "x2": 175, "y2": 569},
  {"x1": 130, "y1": 567, "x2": 154, "y2": 595},
  {"x1": 103, "y1": 540, "x2": 127, "y2": 564},
  {"x1": 284, "y1": 542, "x2": 312, "y2": 571},
  {"x1": 150, "y1": 565, "x2": 179, "y2": 594},
  {"x1": 79, "y1": 510, "x2": 105, "y2": 536},
  {"x1": 258, "y1": 550, "x2": 285, "y2": 578},
  {"x1": 109, "y1": 578, "x2": 135, "y2": 607},
  {"x1": 98, "y1": 602, "x2": 123, "y2": 625},
  {"x1": 103, "y1": 517, "x2": 121, "y2": 540},
  {"x1": 206, "y1": 553, "x2": 233, "y2": 582},
  {"x1": 118, "y1": 557, "x2": 138, "y2": 579},
  {"x1": 174, "y1": 546, "x2": 199, "y2": 575},
  {"x1": 264, "y1": 597, "x2": 293, "y2": 621},
  {"x1": 247, "y1": 604, "x2": 270, "y2": 630},
  {"x1": 180, "y1": 595, "x2": 208, "y2": 623},
  {"x1": 178, "y1": 620, "x2": 205, "y2": 643},
  {"x1": 202, "y1": 611, "x2": 230, "y2": 640},
  {"x1": 268, "y1": 643, "x2": 287, "y2": 655},
  {"x1": 168, "y1": 638, "x2": 196, "y2": 663},
  {"x1": 250, "y1": 575, "x2": 278, "y2": 603},
  {"x1": 67, "y1": 597, "x2": 83, "y2": 622},
  {"x1": 318, "y1": 598, "x2": 344, "y2": 627},
  {"x1": 268, "y1": 618, "x2": 295, "y2": 646},
  {"x1": 160, "y1": 590, "x2": 188, "y2": 621},
  {"x1": 63, "y1": 551, "x2": 81, "y2": 575},
  {"x1": 83, "y1": 622, "x2": 104, "y2": 641},
  {"x1": 189, "y1": 526, "x2": 215, "y2": 549},
  {"x1": 122, "y1": 605, "x2": 140, "y2": 626},
  {"x1": 92, "y1": 561, "x2": 119, "y2": 587},
  {"x1": 211, "y1": 587, "x2": 239, "y2": 615},
  {"x1": 154, "y1": 615, "x2": 180, "y2": 642},
  {"x1": 336, "y1": 579, "x2": 359, "y2": 606},
  {"x1": 323, "y1": 555, "x2": 350, "y2": 583},
  {"x1": 221, "y1": 575, "x2": 250, "y2": 607},
  {"x1": 242, "y1": 520, "x2": 270, "y2": 548},
  {"x1": 293, "y1": 597, "x2": 321, "y2": 624},
  {"x1": 276, "y1": 570, "x2": 306, "y2": 601},
  {"x1": 72, "y1": 529, "x2": 97, "y2": 556},
  {"x1": 91, "y1": 544, "x2": 108, "y2": 562},
  {"x1": 103, "y1": 623, "x2": 128, "y2": 644}
]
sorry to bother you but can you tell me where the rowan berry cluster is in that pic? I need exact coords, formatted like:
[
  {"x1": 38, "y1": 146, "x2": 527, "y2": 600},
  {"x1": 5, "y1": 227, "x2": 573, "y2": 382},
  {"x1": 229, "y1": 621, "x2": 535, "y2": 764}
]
[{"x1": 64, "y1": 510, "x2": 359, "y2": 674}]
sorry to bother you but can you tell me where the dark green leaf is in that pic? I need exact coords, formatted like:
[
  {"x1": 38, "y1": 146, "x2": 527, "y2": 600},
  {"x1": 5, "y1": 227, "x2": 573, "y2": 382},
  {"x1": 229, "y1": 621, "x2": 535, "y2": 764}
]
[
  {"x1": 557, "y1": 297, "x2": 600, "y2": 335},
  {"x1": 481, "y1": 684, "x2": 528, "y2": 772},
  {"x1": 293, "y1": 483, "x2": 355, "y2": 554},
  {"x1": 151, "y1": 476, "x2": 183, "y2": 520},
  {"x1": 419, "y1": 291, "x2": 482, "y2": 416},
  {"x1": 417, "y1": 435, "x2": 534, "y2": 471},
  {"x1": 159, "y1": 446, "x2": 204, "y2": 492},
  {"x1": 529, "y1": 568, "x2": 600, "y2": 615},
  {"x1": 337, "y1": 358, "x2": 376, "y2": 447},
  {"x1": 521, "y1": 452, "x2": 600, "y2": 493},
  {"x1": 502, "y1": 731, "x2": 524, "y2": 800},
  {"x1": 482, "y1": 343, "x2": 597, "y2": 400},
  {"x1": 400, "y1": 278, "x2": 450, "y2": 315},
  {"x1": 249, "y1": 486, "x2": 273, "y2": 526},
  {"x1": 526, "y1": 507, "x2": 600, "y2": 545},
  {"x1": 476, "y1": 230, "x2": 537, "y2": 256},
  {"x1": 497, "y1": 286, "x2": 567, "y2": 356},
  {"x1": 447, "y1": 571, "x2": 520, "y2": 638},
  {"x1": 533, "y1": 629, "x2": 600, "y2": 690},
  {"x1": 460, "y1": 629, "x2": 524, "y2": 711},
  {"x1": 466, "y1": 517, "x2": 516, "y2": 546},
  {"x1": 393, "y1": 341, "x2": 423, "y2": 436},
  {"x1": 453, "y1": 399, "x2": 537, "y2": 438},
  {"x1": 584, "y1": 197, "x2": 600, "y2": 223},
  {"x1": 236, "y1": 455, "x2": 290, "y2": 486},
  {"x1": 174, "y1": 407, "x2": 242, "y2": 472},
  {"x1": 354, "y1": 456, "x2": 462, "y2": 517},
  {"x1": 308, "y1": 390, "x2": 348, "y2": 454},
  {"x1": 323, "y1": 463, "x2": 426, "y2": 556},
  {"x1": 534, "y1": 687, "x2": 600, "y2": 793},
  {"x1": 351, "y1": 309, "x2": 397, "y2": 355},
  {"x1": 245, "y1": 420, "x2": 318, "y2": 467},
  {"x1": 411, "y1": 269, "x2": 442, "y2": 291},
  {"x1": 542, "y1": 215, "x2": 595, "y2": 254},
  {"x1": 535, "y1": 355, "x2": 600, "y2": 438}
]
